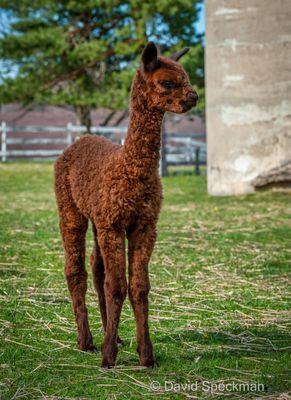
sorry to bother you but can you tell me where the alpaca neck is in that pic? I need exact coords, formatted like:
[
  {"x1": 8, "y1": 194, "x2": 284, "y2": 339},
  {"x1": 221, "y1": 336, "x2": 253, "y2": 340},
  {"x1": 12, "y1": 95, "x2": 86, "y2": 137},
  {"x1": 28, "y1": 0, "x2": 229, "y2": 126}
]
[{"x1": 122, "y1": 72, "x2": 164, "y2": 176}]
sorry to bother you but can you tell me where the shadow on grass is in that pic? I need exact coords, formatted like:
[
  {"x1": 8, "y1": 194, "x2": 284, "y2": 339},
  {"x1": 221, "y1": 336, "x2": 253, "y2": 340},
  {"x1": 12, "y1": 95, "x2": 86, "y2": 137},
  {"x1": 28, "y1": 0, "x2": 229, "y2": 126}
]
[
  {"x1": 156, "y1": 328, "x2": 290, "y2": 353},
  {"x1": 0, "y1": 268, "x2": 26, "y2": 278},
  {"x1": 151, "y1": 328, "x2": 290, "y2": 394}
]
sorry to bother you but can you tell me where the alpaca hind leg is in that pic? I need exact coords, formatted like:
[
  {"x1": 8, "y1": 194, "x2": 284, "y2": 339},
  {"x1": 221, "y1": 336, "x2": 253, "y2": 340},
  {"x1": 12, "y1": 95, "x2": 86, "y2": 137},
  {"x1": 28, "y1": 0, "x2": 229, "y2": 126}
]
[
  {"x1": 59, "y1": 206, "x2": 95, "y2": 352},
  {"x1": 90, "y1": 224, "x2": 107, "y2": 333},
  {"x1": 90, "y1": 225, "x2": 123, "y2": 344}
]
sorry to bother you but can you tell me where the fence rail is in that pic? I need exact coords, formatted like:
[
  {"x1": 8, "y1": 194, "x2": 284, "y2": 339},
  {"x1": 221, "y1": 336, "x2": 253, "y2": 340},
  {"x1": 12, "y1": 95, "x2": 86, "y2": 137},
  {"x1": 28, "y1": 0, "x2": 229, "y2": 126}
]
[
  {"x1": 0, "y1": 122, "x2": 206, "y2": 171},
  {"x1": 0, "y1": 122, "x2": 127, "y2": 162}
]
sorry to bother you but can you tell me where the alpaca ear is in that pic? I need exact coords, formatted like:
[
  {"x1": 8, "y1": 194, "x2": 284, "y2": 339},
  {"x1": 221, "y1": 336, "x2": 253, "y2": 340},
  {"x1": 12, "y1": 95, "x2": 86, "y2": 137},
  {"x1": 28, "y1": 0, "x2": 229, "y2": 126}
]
[
  {"x1": 141, "y1": 42, "x2": 159, "y2": 72},
  {"x1": 170, "y1": 47, "x2": 190, "y2": 62}
]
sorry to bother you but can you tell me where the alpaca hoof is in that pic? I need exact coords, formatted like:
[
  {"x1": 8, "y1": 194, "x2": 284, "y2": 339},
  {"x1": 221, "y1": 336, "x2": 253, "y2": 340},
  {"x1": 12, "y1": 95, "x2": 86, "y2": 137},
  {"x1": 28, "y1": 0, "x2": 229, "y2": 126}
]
[
  {"x1": 117, "y1": 335, "x2": 123, "y2": 345},
  {"x1": 101, "y1": 341, "x2": 118, "y2": 368},
  {"x1": 101, "y1": 361, "x2": 115, "y2": 368},
  {"x1": 79, "y1": 342, "x2": 97, "y2": 352},
  {"x1": 138, "y1": 343, "x2": 154, "y2": 368},
  {"x1": 78, "y1": 333, "x2": 96, "y2": 352},
  {"x1": 86, "y1": 344, "x2": 97, "y2": 353},
  {"x1": 140, "y1": 357, "x2": 155, "y2": 368}
]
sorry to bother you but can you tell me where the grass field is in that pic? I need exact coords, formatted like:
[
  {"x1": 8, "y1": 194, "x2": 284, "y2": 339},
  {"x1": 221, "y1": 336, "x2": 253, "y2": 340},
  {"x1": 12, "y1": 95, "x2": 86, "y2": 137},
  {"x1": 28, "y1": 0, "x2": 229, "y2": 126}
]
[{"x1": 0, "y1": 163, "x2": 290, "y2": 400}]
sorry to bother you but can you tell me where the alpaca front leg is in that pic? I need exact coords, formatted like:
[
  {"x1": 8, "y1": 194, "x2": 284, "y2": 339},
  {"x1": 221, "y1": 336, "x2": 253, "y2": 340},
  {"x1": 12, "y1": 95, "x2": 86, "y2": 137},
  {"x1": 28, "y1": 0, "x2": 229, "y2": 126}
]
[
  {"x1": 60, "y1": 214, "x2": 95, "y2": 352},
  {"x1": 91, "y1": 225, "x2": 123, "y2": 345},
  {"x1": 97, "y1": 229, "x2": 127, "y2": 368},
  {"x1": 128, "y1": 224, "x2": 156, "y2": 367}
]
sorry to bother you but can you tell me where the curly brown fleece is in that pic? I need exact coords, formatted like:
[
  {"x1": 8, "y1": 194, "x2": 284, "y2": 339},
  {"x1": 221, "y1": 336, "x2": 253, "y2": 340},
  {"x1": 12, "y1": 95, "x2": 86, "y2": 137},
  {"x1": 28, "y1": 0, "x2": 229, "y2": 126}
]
[{"x1": 54, "y1": 42, "x2": 198, "y2": 368}]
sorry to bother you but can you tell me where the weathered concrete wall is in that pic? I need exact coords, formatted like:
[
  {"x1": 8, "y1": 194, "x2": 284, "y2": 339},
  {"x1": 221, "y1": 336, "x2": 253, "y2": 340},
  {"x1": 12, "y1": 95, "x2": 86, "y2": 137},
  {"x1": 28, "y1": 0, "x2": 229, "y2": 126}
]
[{"x1": 205, "y1": 0, "x2": 291, "y2": 195}]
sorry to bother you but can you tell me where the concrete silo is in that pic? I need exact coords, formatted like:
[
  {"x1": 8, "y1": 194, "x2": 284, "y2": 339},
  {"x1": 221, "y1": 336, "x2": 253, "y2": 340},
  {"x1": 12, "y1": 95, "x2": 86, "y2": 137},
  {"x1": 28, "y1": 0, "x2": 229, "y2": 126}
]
[{"x1": 205, "y1": 0, "x2": 291, "y2": 195}]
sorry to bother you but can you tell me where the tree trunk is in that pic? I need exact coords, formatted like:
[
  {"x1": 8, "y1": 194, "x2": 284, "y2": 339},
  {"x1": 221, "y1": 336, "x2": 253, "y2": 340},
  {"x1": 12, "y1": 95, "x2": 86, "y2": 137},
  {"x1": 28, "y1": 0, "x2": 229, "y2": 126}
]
[
  {"x1": 100, "y1": 110, "x2": 116, "y2": 126},
  {"x1": 75, "y1": 105, "x2": 92, "y2": 134}
]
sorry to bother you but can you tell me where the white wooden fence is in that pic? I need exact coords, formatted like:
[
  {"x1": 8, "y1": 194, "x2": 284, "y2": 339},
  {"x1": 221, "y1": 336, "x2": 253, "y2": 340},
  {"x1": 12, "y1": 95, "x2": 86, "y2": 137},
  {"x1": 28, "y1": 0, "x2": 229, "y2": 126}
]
[
  {"x1": 166, "y1": 134, "x2": 206, "y2": 165},
  {"x1": 0, "y1": 122, "x2": 127, "y2": 162},
  {"x1": 0, "y1": 122, "x2": 206, "y2": 167}
]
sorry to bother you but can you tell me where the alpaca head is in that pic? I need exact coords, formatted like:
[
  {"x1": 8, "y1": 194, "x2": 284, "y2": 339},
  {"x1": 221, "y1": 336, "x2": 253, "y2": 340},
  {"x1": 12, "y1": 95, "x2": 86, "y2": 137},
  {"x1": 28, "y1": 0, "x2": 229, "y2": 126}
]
[{"x1": 138, "y1": 42, "x2": 198, "y2": 114}]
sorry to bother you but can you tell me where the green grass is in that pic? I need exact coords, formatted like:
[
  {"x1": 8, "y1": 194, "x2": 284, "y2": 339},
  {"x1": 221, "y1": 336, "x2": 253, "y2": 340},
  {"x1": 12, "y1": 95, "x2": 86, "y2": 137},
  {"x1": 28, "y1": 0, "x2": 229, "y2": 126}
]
[{"x1": 0, "y1": 163, "x2": 290, "y2": 399}]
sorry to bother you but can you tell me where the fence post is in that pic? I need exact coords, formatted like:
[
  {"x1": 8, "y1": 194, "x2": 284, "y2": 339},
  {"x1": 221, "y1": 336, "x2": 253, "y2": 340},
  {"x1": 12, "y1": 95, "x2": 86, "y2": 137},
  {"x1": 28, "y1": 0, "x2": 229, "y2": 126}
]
[
  {"x1": 195, "y1": 147, "x2": 200, "y2": 175},
  {"x1": 1, "y1": 121, "x2": 7, "y2": 162},
  {"x1": 66, "y1": 122, "x2": 73, "y2": 146}
]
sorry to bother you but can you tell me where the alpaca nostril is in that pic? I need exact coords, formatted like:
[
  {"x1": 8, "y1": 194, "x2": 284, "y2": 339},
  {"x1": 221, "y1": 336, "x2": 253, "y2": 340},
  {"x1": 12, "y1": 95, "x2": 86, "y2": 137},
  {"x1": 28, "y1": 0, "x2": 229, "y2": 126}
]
[{"x1": 187, "y1": 92, "x2": 198, "y2": 102}]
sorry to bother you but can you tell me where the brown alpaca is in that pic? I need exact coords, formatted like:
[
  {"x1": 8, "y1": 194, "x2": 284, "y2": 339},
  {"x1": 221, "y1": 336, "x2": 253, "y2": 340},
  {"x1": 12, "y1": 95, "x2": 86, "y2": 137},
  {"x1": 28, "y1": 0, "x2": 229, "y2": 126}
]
[{"x1": 54, "y1": 42, "x2": 198, "y2": 368}]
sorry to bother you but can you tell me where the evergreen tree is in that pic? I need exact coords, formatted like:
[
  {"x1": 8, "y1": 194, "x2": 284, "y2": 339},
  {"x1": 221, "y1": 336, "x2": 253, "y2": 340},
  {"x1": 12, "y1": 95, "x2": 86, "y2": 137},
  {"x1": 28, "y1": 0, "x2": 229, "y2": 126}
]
[{"x1": 0, "y1": 0, "x2": 204, "y2": 132}]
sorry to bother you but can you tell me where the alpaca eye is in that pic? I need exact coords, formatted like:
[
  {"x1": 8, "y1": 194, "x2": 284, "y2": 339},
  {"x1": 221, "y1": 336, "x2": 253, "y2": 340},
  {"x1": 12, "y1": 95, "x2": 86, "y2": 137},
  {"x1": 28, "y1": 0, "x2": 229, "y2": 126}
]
[{"x1": 159, "y1": 80, "x2": 176, "y2": 90}]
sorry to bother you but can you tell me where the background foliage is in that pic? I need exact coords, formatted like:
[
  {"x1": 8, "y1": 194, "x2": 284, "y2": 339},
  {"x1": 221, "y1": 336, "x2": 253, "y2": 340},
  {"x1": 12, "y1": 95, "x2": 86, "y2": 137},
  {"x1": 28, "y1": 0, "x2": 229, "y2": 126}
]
[{"x1": 0, "y1": 0, "x2": 204, "y2": 130}]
